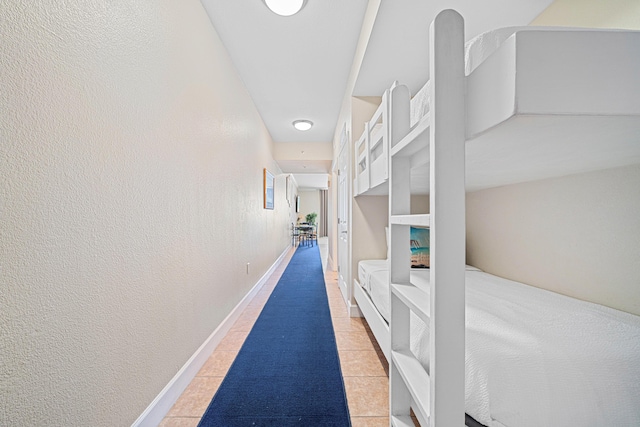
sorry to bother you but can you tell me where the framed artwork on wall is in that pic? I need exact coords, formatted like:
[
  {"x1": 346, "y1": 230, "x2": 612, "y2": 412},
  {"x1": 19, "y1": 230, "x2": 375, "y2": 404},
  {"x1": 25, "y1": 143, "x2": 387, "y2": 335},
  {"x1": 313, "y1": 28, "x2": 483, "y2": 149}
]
[
  {"x1": 286, "y1": 175, "x2": 291, "y2": 206},
  {"x1": 264, "y1": 168, "x2": 274, "y2": 210}
]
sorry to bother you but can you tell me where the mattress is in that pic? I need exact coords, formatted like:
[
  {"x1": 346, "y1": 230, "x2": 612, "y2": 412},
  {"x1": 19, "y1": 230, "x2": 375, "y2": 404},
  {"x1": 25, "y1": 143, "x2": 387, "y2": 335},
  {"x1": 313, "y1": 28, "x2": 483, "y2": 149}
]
[
  {"x1": 364, "y1": 265, "x2": 430, "y2": 323},
  {"x1": 463, "y1": 26, "x2": 588, "y2": 75},
  {"x1": 465, "y1": 271, "x2": 640, "y2": 426},
  {"x1": 357, "y1": 259, "x2": 388, "y2": 294},
  {"x1": 356, "y1": 260, "x2": 640, "y2": 427},
  {"x1": 409, "y1": 26, "x2": 576, "y2": 127},
  {"x1": 358, "y1": 260, "x2": 478, "y2": 323}
]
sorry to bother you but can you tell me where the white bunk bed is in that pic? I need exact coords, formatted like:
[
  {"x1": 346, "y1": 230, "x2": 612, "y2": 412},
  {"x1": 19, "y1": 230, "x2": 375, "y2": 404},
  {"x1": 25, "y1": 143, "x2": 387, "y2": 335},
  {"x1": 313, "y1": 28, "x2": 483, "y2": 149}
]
[
  {"x1": 353, "y1": 89, "x2": 390, "y2": 196},
  {"x1": 353, "y1": 23, "x2": 640, "y2": 197},
  {"x1": 353, "y1": 261, "x2": 640, "y2": 427},
  {"x1": 350, "y1": 9, "x2": 640, "y2": 427},
  {"x1": 353, "y1": 82, "x2": 432, "y2": 196}
]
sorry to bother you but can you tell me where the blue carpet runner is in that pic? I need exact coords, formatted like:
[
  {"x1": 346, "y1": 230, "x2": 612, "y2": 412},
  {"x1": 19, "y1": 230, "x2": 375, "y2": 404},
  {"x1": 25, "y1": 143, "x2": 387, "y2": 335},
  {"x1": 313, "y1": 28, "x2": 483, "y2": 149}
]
[{"x1": 198, "y1": 244, "x2": 351, "y2": 426}]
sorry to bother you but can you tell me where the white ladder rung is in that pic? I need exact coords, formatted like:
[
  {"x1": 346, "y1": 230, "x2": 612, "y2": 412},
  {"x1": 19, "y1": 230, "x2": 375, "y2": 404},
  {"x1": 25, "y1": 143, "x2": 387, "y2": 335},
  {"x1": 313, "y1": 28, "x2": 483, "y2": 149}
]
[
  {"x1": 391, "y1": 282, "x2": 430, "y2": 324},
  {"x1": 391, "y1": 349, "x2": 431, "y2": 422},
  {"x1": 391, "y1": 414, "x2": 415, "y2": 427},
  {"x1": 390, "y1": 214, "x2": 430, "y2": 228}
]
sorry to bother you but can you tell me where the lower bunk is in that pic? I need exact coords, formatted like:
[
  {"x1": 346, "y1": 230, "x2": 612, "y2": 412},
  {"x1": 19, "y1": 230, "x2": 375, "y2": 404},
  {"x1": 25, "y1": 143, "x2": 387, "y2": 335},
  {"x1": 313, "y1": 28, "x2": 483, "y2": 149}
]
[{"x1": 353, "y1": 260, "x2": 640, "y2": 427}]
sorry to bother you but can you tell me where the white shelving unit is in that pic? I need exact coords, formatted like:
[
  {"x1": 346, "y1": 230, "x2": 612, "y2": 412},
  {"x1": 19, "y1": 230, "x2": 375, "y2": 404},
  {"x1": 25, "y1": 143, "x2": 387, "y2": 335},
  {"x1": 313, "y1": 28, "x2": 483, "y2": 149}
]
[{"x1": 388, "y1": 10, "x2": 466, "y2": 427}]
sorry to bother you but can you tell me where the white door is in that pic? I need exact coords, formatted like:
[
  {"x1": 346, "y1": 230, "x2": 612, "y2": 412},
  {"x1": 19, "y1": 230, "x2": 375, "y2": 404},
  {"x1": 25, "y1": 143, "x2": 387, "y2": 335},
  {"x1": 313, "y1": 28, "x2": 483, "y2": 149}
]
[{"x1": 337, "y1": 141, "x2": 349, "y2": 302}]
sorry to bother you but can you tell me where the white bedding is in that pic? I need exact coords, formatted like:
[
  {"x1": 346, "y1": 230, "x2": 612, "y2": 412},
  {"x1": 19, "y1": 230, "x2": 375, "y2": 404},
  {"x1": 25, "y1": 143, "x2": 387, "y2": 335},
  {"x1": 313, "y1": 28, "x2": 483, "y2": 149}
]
[
  {"x1": 357, "y1": 259, "x2": 387, "y2": 294},
  {"x1": 356, "y1": 260, "x2": 640, "y2": 427},
  {"x1": 409, "y1": 26, "x2": 575, "y2": 127},
  {"x1": 464, "y1": 271, "x2": 640, "y2": 427}
]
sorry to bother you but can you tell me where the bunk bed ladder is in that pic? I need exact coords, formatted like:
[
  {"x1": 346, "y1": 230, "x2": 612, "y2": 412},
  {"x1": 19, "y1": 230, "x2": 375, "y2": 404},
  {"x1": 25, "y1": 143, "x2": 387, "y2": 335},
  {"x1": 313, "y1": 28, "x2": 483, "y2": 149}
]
[{"x1": 389, "y1": 10, "x2": 466, "y2": 427}]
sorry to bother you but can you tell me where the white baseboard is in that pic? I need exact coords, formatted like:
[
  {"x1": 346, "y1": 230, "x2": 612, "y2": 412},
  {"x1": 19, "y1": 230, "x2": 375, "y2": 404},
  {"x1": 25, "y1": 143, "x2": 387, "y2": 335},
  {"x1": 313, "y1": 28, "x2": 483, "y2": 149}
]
[
  {"x1": 348, "y1": 300, "x2": 362, "y2": 318},
  {"x1": 131, "y1": 246, "x2": 290, "y2": 427},
  {"x1": 327, "y1": 255, "x2": 337, "y2": 272}
]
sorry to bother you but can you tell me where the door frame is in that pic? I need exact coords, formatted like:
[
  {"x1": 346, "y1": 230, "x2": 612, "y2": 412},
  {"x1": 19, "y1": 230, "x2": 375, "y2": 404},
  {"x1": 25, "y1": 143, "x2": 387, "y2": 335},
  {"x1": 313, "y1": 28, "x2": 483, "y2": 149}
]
[{"x1": 336, "y1": 140, "x2": 350, "y2": 305}]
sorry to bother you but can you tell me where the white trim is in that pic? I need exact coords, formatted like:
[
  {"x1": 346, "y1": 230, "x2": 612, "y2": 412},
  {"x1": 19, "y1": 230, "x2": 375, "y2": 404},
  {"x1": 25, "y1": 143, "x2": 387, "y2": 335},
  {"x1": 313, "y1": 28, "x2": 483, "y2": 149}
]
[
  {"x1": 327, "y1": 254, "x2": 336, "y2": 272},
  {"x1": 353, "y1": 279, "x2": 389, "y2": 360},
  {"x1": 131, "y1": 246, "x2": 291, "y2": 427},
  {"x1": 347, "y1": 300, "x2": 362, "y2": 318}
]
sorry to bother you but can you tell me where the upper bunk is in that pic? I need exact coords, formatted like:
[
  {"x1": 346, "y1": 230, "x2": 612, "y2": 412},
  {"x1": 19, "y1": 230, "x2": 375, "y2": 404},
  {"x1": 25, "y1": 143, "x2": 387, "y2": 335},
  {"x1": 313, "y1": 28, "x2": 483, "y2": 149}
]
[
  {"x1": 353, "y1": 26, "x2": 640, "y2": 196},
  {"x1": 353, "y1": 89, "x2": 390, "y2": 196}
]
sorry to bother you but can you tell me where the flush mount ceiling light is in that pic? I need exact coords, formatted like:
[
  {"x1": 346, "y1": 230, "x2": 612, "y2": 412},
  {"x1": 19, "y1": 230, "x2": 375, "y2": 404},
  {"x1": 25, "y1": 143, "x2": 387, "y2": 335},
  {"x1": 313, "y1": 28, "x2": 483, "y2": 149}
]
[
  {"x1": 263, "y1": 0, "x2": 307, "y2": 16},
  {"x1": 293, "y1": 120, "x2": 313, "y2": 131}
]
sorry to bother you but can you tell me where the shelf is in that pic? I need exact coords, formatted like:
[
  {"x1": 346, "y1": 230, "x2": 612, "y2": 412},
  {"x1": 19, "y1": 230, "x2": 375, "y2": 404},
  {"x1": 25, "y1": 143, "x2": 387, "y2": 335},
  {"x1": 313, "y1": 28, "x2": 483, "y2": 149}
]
[
  {"x1": 391, "y1": 282, "x2": 430, "y2": 324},
  {"x1": 390, "y1": 214, "x2": 430, "y2": 228},
  {"x1": 390, "y1": 113, "x2": 430, "y2": 159},
  {"x1": 392, "y1": 349, "x2": 431, "y2": 423}
]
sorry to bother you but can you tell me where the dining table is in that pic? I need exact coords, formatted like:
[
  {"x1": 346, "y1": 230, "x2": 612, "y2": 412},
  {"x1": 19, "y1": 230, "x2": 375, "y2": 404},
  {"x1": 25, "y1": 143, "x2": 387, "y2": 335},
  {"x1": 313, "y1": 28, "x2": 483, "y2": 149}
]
[{"x1": 294, "y1": 223, "x2": 315, "y2": 246}]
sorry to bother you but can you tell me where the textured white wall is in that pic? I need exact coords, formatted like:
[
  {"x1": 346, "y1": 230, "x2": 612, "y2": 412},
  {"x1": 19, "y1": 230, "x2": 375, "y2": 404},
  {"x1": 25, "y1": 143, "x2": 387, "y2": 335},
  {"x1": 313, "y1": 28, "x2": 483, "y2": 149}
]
[
  {"x1": 328, "y1": 0, "x2": 382, "y2": 272},
  {"x1": 0, "y1": 1, "x2": 291, "y2": 425},
  {"x1": 350, "y1": 96, "x2": 389, "y2": 306},
  {"x1": 466, "y1": 164, "x2": 640, "y2": 316},
  {"x1": 298, "y1": 189, "x2": 321, "y2": 224},
  {"x1": 531, "y1": 0, "x2": 640, "y2": 29},
  {"x1": 464, "y1": 0, "x2": 640, "y2": 317}
]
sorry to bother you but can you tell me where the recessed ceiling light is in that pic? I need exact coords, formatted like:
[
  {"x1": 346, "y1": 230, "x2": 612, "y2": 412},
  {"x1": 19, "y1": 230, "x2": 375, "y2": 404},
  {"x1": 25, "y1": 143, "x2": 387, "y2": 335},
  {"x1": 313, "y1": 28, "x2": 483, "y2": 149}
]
[
  {"x1": 264, "y1": 0, "x2": 307, "y2": 16},
  {"x1": 293, "y1": 120, "x2": 313, "y2": 131}
]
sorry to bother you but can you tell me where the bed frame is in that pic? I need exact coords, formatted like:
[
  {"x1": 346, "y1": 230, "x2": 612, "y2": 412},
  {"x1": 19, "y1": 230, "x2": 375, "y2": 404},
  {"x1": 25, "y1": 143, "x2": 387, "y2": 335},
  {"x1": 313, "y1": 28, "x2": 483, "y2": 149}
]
[
  {"x1": 352, "y1": 279, "x2": 389, "y2": 359},
  {"x1": 352, "y1": 21, "x2": 640, "y2": 198},
  {"x1": 353, "y1": 88, "x2": 390, "y2": 196},
  {"x1": 350, "y1": 9, "x2": 640, "y2": 427}
]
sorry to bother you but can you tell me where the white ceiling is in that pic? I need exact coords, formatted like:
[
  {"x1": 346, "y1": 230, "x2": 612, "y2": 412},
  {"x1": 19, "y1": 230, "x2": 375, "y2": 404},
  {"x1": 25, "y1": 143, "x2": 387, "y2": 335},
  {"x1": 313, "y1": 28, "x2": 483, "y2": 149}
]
[
  {"x1": 354, "y1": 0, "x2": 555, "y2": 96},
  {"x1": 293, "y1": 173, "x2": 329, "y2": 190},
  {"x1": 202, "y1": 0, "x2": 555, "y2": 188},
  {"x1": 201, "y1": 0, "x2": 369, "y2": 144}
]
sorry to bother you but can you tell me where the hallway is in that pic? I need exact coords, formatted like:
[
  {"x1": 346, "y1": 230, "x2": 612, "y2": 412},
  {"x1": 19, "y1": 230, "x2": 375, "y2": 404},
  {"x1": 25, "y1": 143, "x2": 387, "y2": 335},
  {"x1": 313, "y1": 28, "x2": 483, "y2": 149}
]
[{"x1": 160, "y1": 238, "x2": 391, "y2": 426}]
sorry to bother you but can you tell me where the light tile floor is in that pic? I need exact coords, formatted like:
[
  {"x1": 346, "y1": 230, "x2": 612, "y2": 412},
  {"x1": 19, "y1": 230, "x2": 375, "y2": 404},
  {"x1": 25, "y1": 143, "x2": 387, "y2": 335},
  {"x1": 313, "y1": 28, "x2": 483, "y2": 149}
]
[{"x1": 159, "y1": 238, "x2": 392, "y2": 427}]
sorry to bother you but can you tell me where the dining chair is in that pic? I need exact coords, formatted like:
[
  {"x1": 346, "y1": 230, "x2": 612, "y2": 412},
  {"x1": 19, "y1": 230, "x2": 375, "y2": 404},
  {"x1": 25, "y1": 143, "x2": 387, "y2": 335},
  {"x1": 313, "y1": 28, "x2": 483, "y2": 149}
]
[
  {"x1": 306, "y1": 224, "x2": 317, "y2": 247},
  {"x1": 291, "y1": 223, "x2": 301, "y2": 246}
]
